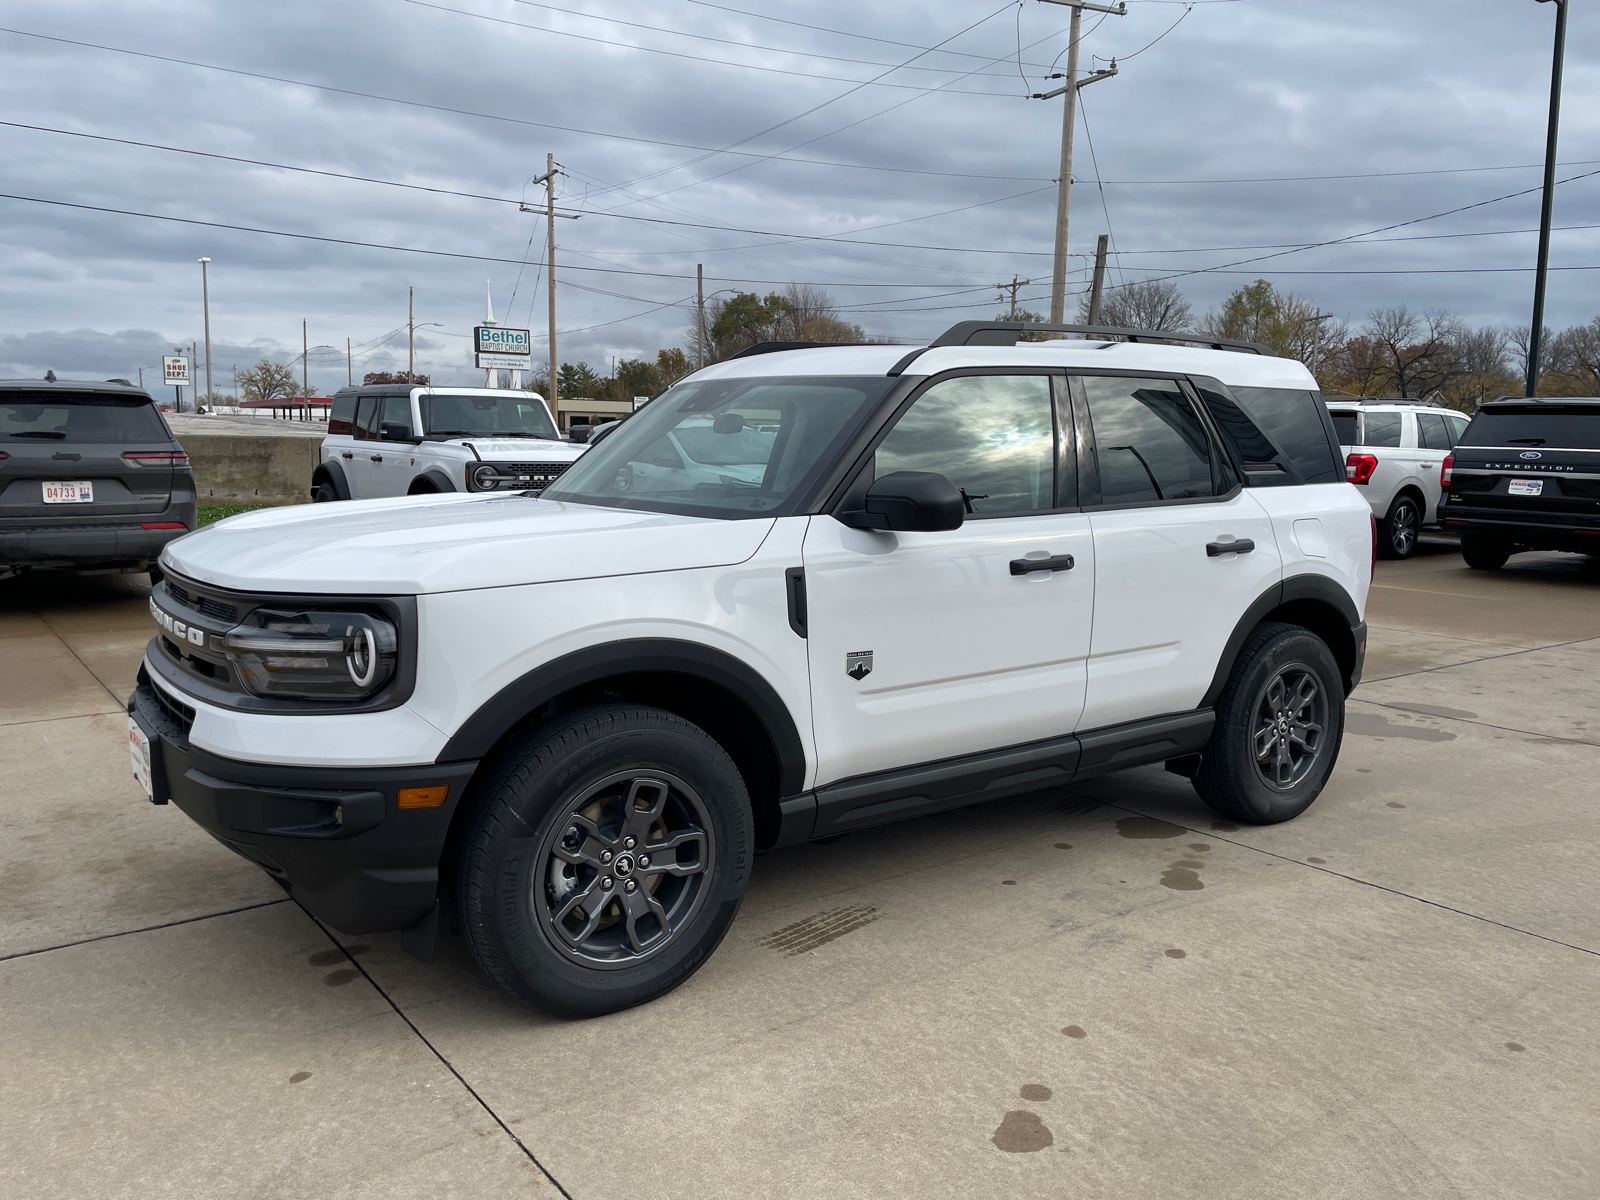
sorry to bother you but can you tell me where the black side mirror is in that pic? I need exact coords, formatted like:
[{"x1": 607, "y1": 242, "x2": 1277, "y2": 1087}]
[
  {"x1": 837, "y1": 471, "x2": 965, "y2": 532},
  {"x1": 712, "y1": 412, "x2": 745, "y2": 434}
]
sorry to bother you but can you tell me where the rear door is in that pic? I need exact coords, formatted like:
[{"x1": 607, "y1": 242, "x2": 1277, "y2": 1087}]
[
  {"x1": 1074, "y1": 374, "x2": 1282, "y2": 730},
  {"x1": 802, "y1": 371, "x2": 1095, "y2": 787}
]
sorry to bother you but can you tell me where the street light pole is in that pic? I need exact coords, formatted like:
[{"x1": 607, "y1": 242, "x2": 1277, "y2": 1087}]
[
  {"x1": 197, "y1": 258, "x2": 213, "y2": 406},
  {"x1": 1526, "y1": 0, "x2": 1568, "y2": 397},
  {"x1": 1035, "y1": 0, "x2": 1124, "y2": 324}
]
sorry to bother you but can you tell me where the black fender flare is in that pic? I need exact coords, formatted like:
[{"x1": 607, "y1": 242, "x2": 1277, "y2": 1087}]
[
  {"x1": 435, "y1": 638, "x2": 808, "y2": 797},
  {"x1": 311, "y1": 458, "x2": 352, "y2": 500},
  {"x1": 411, "y1": 467, "x2": 459, "y2": 494},
  {"x1": 1200, "y1": 574, "x2": 1362, "y2": 707}
]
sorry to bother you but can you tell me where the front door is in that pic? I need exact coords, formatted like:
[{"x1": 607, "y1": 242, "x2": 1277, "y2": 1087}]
[
  {"x1": 803, "y1": 372, "x2": 1095, "y2": 788},
  {"x1": 344, "y1": 395, "x2": 385, "y2": 498},
  {"x1": 1073, "y1": 374, "x2": 1283, "y2": 730}
]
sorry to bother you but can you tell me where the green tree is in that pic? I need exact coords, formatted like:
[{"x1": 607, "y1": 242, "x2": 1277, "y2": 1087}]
[
  {"x1": 655, "y1": 347, "x2": 692, "y2": 387},
  {"x1": 709, "y1": 291, "x2": 792, "y2": 357},
  {"x1": 558, "y1": 362, "x2": 601, "y2": 397},
  {"x1": 615, "y1": 358, "x2": 661, "y2": 399},
  {"x1": 361, "y1": 370, "x2": 429, "y2": 386}
]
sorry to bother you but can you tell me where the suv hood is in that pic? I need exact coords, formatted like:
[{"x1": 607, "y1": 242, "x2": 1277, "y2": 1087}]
[
  {"x1": 442, "y1": 437, "x2": 586, "y2": 461},
  {"x1": 161, "y1": 494, "x2": 775, "y2": 594}
]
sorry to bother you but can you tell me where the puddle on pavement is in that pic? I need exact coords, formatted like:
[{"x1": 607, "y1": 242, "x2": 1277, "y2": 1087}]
[
  {"x1": 322, "y1": 968, "x2": 361, "y2": 987},
  {"x1": 1160, "y1": 858, "x2": 1205, "y2": 890},
  {"x1": 1116, "y1": 817, "x2": 1185, "y2": 839},
  {"x1": 1387, "y1": 802, "x2": 1406, "y2": 809},
  {"x1": 1187, "y1": 843, "x2": 1210, "y2": 852},
  {"x1": 1347, "y1": 712, "x2": 1456, "y2": 742},
  {"x1": 1164, "y1": 948, "x2": 1187, "y2": 958},
  {"x1": 992, "y1": 1109, "x2": 1053, "y2": 1153},
  {"x1": 1210, "y1": 821, "x2": 1239, "y2": 832},
  {"x1": 759, "y1": 905, "x2": 879, "y2": 956},
  {"x1": 1019, "y1": 1084, "x2": 1053, "y2": 1101},
  {"x1": 288, "y1": 1071, "x2": 311, "y2": 1084},
  {"x1": 1054, "y1": 842, "x2": 1073, "y2": 850},
  {"x1": 308, "y1": 944, "x2": 369, "y2": 967},
  {"x1": 1061, "y1": 1025, "x2": 1087, "y2": 1038},
  {"x1": 1307, "y1": 856, "x2": 1327, "y2": 864},
  {"x1": 1506, "y1": 1042, "x2": 1526, "y2": 1052}
]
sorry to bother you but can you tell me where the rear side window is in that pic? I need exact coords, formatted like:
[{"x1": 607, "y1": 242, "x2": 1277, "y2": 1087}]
[
  {"x1": 1229, "y1": 387, "x2": 1343, "y2": 483},
  {"x1": 1447, "y1": 414, "x2": 1469, "y2": 445},
  {"x1": 1417, "y1": 413, "x2": 1451, "y2": 450},
  {"x1": 328, "y1": 393, "x2": 356, "y2": 436},
  {"x1": 1329, "y1": 410, "x2": 1358, "y2": 447},
  {"x1": 1081, "y1": 376, "x2": 1213, "y2": 505},
  {"x1": 0, "y1": 391, "x2": 169, "y2": 444},
  {"x1": 1196, "y1": 383, "x2": 1295, "y2": 486},
  {"x1": 1361, "y1": 411, "x2": 1403, "y2": 448},
  {"x1": 1462, "y1": 408, "x2": 1600, "y2": 450}
]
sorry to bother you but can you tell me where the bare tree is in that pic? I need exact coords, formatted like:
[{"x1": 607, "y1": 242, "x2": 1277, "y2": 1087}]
[
  {"x1": 1440, "y1": 325, "x2": 1516, "y2": 410},
  {"x1": 775, "y1": 283, "x2": 837, "y2": 340},
  {"x1": 1360, "y1": 306, "x2": 1462, "y2": 398},
  {"x1": 1505, "y1": 324, "x2": 1550, "y2": 391},
  {"x1": 1201, "y1": 280, "x2": 1342, "y2": 385},
  {"x1": 1082, "y1": 279, "x2": 1193, "y2": 332},
  {"x1": 1544, "y1": 316, "x2": 1600, "y2": 395}
]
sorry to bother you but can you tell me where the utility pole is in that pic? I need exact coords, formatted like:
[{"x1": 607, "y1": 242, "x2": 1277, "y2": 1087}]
[
  {"x1": 697, "y1": 263, "x2": 707, "y2": 368},
  {"x1": 996, "y1": 275, "x2": 1031, "y2": 320},
  {"x1": 198, "y1": 258, "x2": 213, "y2": 404},
  {"x1": 302, "y1": 320, "x2": 308, "y2": 403},
  {"x1": 544, "y1": 153, "x2": 559, "y2": 427},
  {"x1": 408, "y1": 287, "x2": 415, "y2": 381},
  {"x1": 346, "y1": 338, "x2": 352, "y2": 386},
  {"x1": 1087, "y1": 234, "x2": 1110, "y2": 325},
  {"x1": 1527, "y1": 0, "x2": 1568, "y2": 397},
  {"x1": 1034, "y1": 0, "x2": 1124, "y2": 323}
]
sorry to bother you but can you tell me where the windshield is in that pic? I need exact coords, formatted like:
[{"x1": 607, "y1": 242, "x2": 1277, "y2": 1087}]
[
  {"x1": 418, "y1": 391, "x2": 559, "y2": 440},
  {"x1": 543, "y1": 375, "x2": 893, "y2": 518},
  {"x1": 1462, "y1": 407, "x2": 1600, "y2": 450},
  {"x1": 1, "y1": 391, "x2": 169, "y2": 443}
]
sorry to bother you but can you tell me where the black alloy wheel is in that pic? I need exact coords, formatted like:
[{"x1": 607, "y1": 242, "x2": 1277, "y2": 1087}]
[
  {"x1": 1379, "y1": 494, "x2": 1420, "y2": 559},
  {"x1": 1193, "y1": 621, "x2": 1345, "y2": 824},
  {"x1": 455, "y1": 703, "x2": 752, "y2": 1017}
]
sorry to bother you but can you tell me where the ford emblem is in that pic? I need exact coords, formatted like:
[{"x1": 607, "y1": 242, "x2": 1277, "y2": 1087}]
[{"x1": 1519, "y1": 451, "x2": 1542, "y2": 459}]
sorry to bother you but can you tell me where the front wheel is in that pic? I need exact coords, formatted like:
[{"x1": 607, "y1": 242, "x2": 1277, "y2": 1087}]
[
  {"x1": 1378, "y1": 494, "x2": 1420, "y2": 559},
  {"x1": 454, "y1": 704, "x2": 752, "y2": 1017},
  {"x1": 312, "y1": 480, "x2": 340, "y2": 503},
  {"x1": 1193, "y1": 621, "x2": 1345, "y2": 825}
]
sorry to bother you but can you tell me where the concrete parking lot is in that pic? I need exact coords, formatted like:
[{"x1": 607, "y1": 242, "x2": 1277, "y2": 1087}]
[{"x1": 3, "y1": 537, "x2": 1597, "y2": 1199}]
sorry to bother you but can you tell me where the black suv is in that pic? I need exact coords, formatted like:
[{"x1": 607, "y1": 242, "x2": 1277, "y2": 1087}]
[
  {"x1": 1442, "y1": 397, "x2": 1600, "y2": 569},
  {"x1": 0, "y1": 378, "x2": 195, "y2": 579}
]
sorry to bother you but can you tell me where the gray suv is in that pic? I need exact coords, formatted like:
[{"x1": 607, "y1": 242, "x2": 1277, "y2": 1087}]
[{"x1": 0, "y1": 378, "x2": 195, "y2": 580}]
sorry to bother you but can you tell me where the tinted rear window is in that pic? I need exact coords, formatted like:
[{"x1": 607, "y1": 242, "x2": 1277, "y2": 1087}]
[
  {"x1": 1, "y1": 391, "x2": 168, "y2": 444},
  {"x1": 1329, "y1": 410, "x2": 1358, "y2": 446},
  {"x1": 1462, "y1": 408, "x2": 1600, "y2": 450},
  {"x1": 1229, "y1": 387, "x2": 1342, "y2": 483}
]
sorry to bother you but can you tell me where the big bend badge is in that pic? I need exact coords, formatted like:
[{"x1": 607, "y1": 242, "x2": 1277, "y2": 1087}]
[{"x1": 845, "y1": 650, "x2": 873, "y2": 681}]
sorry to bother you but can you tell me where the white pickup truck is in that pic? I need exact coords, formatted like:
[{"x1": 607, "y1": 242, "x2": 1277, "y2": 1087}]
[{"x1": 1325, "y1": 398, "x2": 1469, "y2": 558}]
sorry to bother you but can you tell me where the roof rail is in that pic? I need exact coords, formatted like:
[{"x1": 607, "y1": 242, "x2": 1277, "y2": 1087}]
[
  {"x1": 725, "y1": 340, "x2": 872, "y2": 360},
  {"x1": 929, "y1": 320, "x2": 1271, "y2": 355}
]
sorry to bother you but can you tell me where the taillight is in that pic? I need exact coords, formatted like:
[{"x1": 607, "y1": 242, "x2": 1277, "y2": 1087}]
[
  {"x1": 123, "y1": 451, "x2": 189, "y2": 467},
  {"x1": 1346, "y1": 453, "x2": 1378, "y2": 485},
  {"x1": 1440, "y1": 455, "x2": 1454, "y2": 488}
]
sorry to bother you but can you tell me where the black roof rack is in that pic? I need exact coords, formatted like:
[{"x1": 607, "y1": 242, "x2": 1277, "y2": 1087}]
[
  {"x1": 1324, "y1": 396, "x2": 1448, "y2": 408},
  {"x1": 928, "y1": 321, "x2": 1271, "y2": 355}
]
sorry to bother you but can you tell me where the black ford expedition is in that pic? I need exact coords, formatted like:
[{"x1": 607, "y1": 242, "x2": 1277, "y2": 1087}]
[
  {"x1": 0, "y1": 378, "x2": 195, "y2": 580},
  {"x1": 1442, "y1": 397, "x2": 1600, "y2": 569}
]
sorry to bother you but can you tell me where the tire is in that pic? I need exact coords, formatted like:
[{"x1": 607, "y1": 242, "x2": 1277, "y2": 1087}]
[
  {"x1": 407, "y1": 479, "x2": 437, "y2": 496},
  {"x1": 1378, "y1": 494, "x2": 1421, "y2": 560},
  {"x1": 312, "y1": 480, "x2": 340, "y2": 503},
  {"x1": 1460, "y1": 532, "x2": 1510, "y2": 571},
  {"x1": 454, "y1": 703, "x2": 753, "y2": 1018},
  {"x1": 1193, "y1": 621, "x2": 1345, "y2": 825}
]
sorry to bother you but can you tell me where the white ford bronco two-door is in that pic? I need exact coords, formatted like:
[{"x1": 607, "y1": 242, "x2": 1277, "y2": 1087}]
[
  {"x1": 131, "y1": 321, "x2": 1373, "y2": 1017},
  {"x1": 310, "y1": 384, "x2": 586, "y2": 501}
]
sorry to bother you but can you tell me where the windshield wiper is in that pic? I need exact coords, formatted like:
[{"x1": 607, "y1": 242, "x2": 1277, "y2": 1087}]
[{"x1": 7, "y1": 430, "x2": 67, "y2": 439}]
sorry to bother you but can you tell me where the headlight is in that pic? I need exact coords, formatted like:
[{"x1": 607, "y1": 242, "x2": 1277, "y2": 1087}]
[
  {"x1": 223, "y1": 609, "x2": 398, "y2": 699},
  {"x1": 470, "y1": 463, "x2": 501, "y2": 491}
]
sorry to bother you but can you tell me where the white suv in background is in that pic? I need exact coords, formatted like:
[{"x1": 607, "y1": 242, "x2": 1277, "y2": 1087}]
[
  {"x1": 133, "y1": 322, "x2": 1372, "y2": 1018},
  {"x1": 310, "y1": 385, "x2": 586, "y2": 501},
  {"x1": 1325, "y1": 398, "x2": 1469, "y2": 558}
]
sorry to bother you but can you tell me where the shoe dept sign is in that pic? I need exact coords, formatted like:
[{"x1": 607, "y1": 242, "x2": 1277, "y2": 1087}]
[{"x1": 474, "y1": 326, "x2": 532, "y2": 369}]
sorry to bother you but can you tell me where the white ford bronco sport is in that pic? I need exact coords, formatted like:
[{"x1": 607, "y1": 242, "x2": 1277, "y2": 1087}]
[
  {"x1": 310, "y1": 384, "x2": 585, "y2": 501},
  {"x1": 131, "y1": 322, "x2": 1372, "y2": 1017}
]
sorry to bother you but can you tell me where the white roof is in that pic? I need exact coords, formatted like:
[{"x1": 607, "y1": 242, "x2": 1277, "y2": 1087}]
[{"x1": 687, "y1": 340, "x2": 1318, "y2": 391}]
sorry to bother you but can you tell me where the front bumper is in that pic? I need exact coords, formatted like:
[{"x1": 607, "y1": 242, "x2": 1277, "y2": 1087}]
[{"x1": 130, "y1": 674, "x2": 479, "y2": 934}]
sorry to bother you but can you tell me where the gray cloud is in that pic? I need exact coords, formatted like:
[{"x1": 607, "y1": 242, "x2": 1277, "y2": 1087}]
[{"x1": 1, "y1": 0, "x2": 1596, "y2": 388}]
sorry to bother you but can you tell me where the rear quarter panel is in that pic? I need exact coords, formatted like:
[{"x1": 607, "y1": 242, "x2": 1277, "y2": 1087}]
[{"x1": 1250, "y1": 482, "x2": 1372, "y2": 619}]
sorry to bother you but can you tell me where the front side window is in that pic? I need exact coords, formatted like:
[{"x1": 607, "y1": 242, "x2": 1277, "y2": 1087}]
[
  {"x1": 0, "y1": 392, "x2": 169, "y2": 444},
  {"x1": 379, "y1": 395, "x2": 414, "y2": 441},
  {"x1": 419, "y1": 391, "x2": 558, "y2": 440},
  {"x1": 1360, "y1": 411, "x2": 1403, "y2": 448},
  {"x1": 543, "y1": 375, "x2": 892, "y2": 519},
  {"x1": 874, "y1": 374, "x2": 1055, "y2": 515},
  {"x1": 1081, "y1": 376, "x2": 1213, "y2": 505}
]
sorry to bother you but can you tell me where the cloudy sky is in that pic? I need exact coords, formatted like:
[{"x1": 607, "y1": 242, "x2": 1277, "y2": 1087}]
[{"x1": 1, "y1": 0, "x2": 1596, "y2": 394}]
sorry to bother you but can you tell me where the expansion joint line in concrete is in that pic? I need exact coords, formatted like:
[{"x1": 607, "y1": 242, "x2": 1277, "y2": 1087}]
[
  {"x1": 300, "y1": 907, "x2": 575, "y2": 1200},
  {"x1": 1362, "y1": 632, "x2": 1600, "y2": 687},
  {"x1": 1097, "y1": 800, "x2": 1600, "y2": 960},
  {"x1": 35, "y1": 607, "x2": 129, "y2": 708},
  {"x1": 0, "y1": 898, "x2": 292, "y2": 962}
]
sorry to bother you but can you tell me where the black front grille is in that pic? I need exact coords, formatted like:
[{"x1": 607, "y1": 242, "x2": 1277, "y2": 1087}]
[
  {"x1": 495, "y1": 461, "x2": 571, "y2": 491},
  {"x1": 151, "y1": 683, "x2": 196, "y2": 735},
  {"x1": 163, "y1": 580, "x2": 238, "y2": 622}
]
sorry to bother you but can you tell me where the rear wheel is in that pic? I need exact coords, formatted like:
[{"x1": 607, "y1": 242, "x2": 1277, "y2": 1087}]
[
  {"x1": 1461, "y1": 532, "x2": 1510, "y2": 571},
  {"x1": 1193, "y1": 622, "x2": 1344, "y2": 825},
  {"x1": 312, "y1": 480, "x2": 340, "y2": 503},
  {"x1": 1378, "y1": 494, "x2": 1421, "y2": 559},
  {"x1": 454, "y1": 704, "x2": 752, "y2": 1017}
]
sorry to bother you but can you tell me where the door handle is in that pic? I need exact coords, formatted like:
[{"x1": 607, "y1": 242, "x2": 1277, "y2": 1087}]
[
  {"x1": 341, "y1": 451, "x2": 353, "y2": 460},
  {"x1": 1207, "y1": 538, "x2": 1255, "y2": 557},
  {"x1": 1010, "y1": 554, "x2": 1075, "y2": 575},
  {"x1": 370, "y1": 455, "x2": 383, "y2": 462}
]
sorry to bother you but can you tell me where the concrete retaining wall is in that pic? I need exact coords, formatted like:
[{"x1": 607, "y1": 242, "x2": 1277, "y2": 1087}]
[{"x1": 167, "y1": 418, "x2": 324, "y2": 505}]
